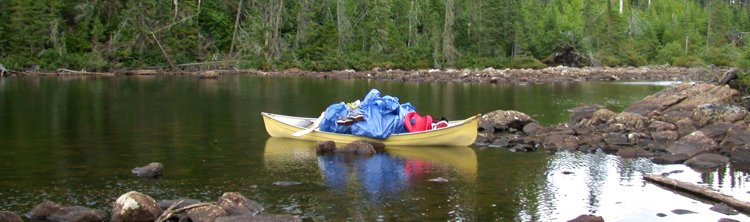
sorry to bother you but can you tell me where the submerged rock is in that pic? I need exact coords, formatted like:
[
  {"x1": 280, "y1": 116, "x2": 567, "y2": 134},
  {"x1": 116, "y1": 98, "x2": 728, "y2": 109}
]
[
  {"x1": 710, "y1": 203, "x2": 739, "y2": 215},
  {"x1": 27, "y1": 201, "x2": 107, "y2": 222},
  {"x1": 273, "y1": 181, "x2": 303, "y2": 186},
  {"x1": 187, "y1": 204, "x2": 227, "y2": 222},
  {"x1": 215, "y1": 214, "x2": 301, "y2": 222},
  {"x1": 0, "y1": 211, "x2": 22, "y2": 222},
  {"x1": 315, "y1": 141, "x2": 337, "y2": 154},
  {"x1": 131, "y1": 162, "x2": 163, "y2": 178},
  {"x1": 111, "y1": 191, "x2": 162, "y2": 222},
  {"x1": 684, "y1": 153, "x2": 729, "y2": 170},
  {"x1": 336, "y1": 140, "x2": 376, "y2": 155},
  {"x1": 566, "y1": 214, "x2": 604, "y2": 222},
  {"x1": 157, "y1": 198, "x2": 201, "y2": 211},
  {"x1": 671, "y1": 209, "x2": 697, "y2": 215}
]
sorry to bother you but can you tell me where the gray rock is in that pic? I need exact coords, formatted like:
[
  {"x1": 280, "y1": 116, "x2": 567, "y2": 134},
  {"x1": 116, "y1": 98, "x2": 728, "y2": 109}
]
[
  {"x1": 719, "y1": 126, "x2": 750, "y2": 153},
  {"x1": 509, "y1": 144, "x2": 535, "y2": 152},
  {"x1": 710, "y1": 203, "x2": 739, "y2": 215},
  {"x1": 666, "y1": 131, "x2": 717, "y2": 158},
  {"x1": 652, "y1": 154, "x2": 690, "y2": 164},
  {"x1": 26, "y1": 201, "x2": 107, "y2": 222},
  {"x1": 216, "y1": 192, "x2": 264, "y2": 216},
  {"x1": 186, "y1": 204, "x2": 227, "y2": 222},
  {"x1": 617, "y1": 147, "x2": 654, "y2": 158},
  {"x1": 0, "y1": 211, "x2": 22, "y2": 222},
  {"x1": 315, "y1": 141, "x2": 337, "y2": 154},
  {"x1": 649, "y1": 121, "x2": 677, "y2": 132},
  {"x1": 671, "y1": 209, "x2": 697, "y2": 215},
  {"x1": 157, "y1": 199, "x2": 202, "y2": 211},
  {"x1": 428, "y1": 177, "x2": 449, "y2": 182},
  {"x1": 489, "y1": 138, "x2": 509, "y2": 148},
  {"x1": 684, "y1": 153, "x2": 729, "y2": 169},
  {"x1": 568, "y1": 104, "x2": 605, "y2": 124},
  {"x1": 479, "y1": 110, "x2": 535, "y2": 133},
  {"x1": 111, "y1": 191, "x2": 162, "y2": 222},
  {"x1": 215, "y1": 214, "x2": 301, "y2": 222},
  {"x1": 607, "y1": 112, "x2": 648, "y2": 131},
  {"x1": 26, "y1": 201, "x2": 65, "y2": 220},
  {"x1": 652, "y1": 131, "x2": 679, "y2": 145},
  {"x1": 718, "y1": 218, "x2": 741, "y2": 222},
  {"x1": 699, "y1": 122, "x2": 733, "y2": 141},
  {"x1": 656, "y1": 213, "x2": 667, "y2": 217},
  {"x1": 566, "y1": 214, "x2": 604, "y2": 222},
  {"x1": 522, "y1": 122, "x2": 543, "y2": 135},
  {"x1": 542, "y1": 134, "x2": 579, "y2": 152},
  {"x1": 731, "y1": 146, "x2": 750, "y2": 163},
  {"x1": 604, "y1": 133, "x2": 630, "y2": 146},
  {"x1": 581, "y1": 109, "x2": 617, "y2": 127},
  {"x1": 131, "y1": 162, "x2": 163, "y2": 178}
]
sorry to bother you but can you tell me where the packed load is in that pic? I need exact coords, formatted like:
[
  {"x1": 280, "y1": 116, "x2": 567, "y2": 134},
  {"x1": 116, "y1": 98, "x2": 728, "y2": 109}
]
[{"x1": 318, "y1": 89, "x2": 447, "y2": 139}]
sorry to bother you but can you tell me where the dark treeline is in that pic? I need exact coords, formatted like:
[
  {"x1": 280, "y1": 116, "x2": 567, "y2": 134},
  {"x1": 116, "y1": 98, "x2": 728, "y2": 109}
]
[{"x1": 1, "y1": 0, "x2": 749, "y2": 71}]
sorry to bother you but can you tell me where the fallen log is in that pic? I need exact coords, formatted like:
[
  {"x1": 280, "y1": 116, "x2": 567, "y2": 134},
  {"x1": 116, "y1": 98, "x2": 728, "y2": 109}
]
[{"x1": 643, "y1": 174, "x2": 750, "y2": 214}]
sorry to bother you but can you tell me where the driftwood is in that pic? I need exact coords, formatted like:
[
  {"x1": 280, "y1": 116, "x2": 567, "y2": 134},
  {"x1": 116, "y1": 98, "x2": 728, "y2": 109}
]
[
  {"x1": 643, "y1": 174, "x2": 750, "y2": 214},
  {"x1": 56, "y1": 69, "x2": 115, "y2": 76},
  {"x1": 154, "y1": 201, "x2": 210, "y2": 222}
]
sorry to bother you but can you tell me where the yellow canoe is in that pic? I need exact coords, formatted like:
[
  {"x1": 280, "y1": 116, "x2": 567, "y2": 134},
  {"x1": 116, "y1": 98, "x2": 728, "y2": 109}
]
[{"x1": 261, "y1": 112, "x2": 479, "y2": 146}]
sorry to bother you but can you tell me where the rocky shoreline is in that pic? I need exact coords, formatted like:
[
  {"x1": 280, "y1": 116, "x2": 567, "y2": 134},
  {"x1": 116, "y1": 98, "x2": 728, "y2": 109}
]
[
  {"x1": 474, "y1": 80, "x2": 750, "y2": 171},
  {"x1": 4, "y1": 66, "x2": 729, "y2": 84}
]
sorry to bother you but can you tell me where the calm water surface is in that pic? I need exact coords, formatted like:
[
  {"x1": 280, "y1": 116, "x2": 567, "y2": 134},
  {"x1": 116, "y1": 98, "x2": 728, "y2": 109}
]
[{"x1": 0, "y1": 76, "x2": 748, "y2": 221}]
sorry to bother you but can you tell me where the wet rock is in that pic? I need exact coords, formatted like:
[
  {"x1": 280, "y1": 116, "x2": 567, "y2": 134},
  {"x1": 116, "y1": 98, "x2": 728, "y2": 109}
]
[
  {"x1": 479, "y1": 110, "x2": 535, "y2": 133},
  {"x1": 0, "y1": 211, "x2": 22, "y2": 222},
  {"x1": 111, "y1": 191, "x2": 162, "y2": 222},
  {"x1": 671, "y1": 209, "x2": 697, "y2": 215},
  {"x1": 675, "y1": 118, "x2": 697, "y2": 137},
  {"x1": 730, "y1": 145, "x2": 750, "y2": 164},
  {"x1": 603, "y1": 133, "x2": 630, "y2": 146},
  {"x1": 719, "y1": 126, "x2": 750, "y2": 154},
  {"x1": 131, "y1": 162, "x2": 163, "y2": 178},
  {"x1": 573, "y1": 126, "x2": 594, "y2": 136},
  {"x1": 652, "y1": 131, "x2": 679, "y2": 145},
  {"x1": 580, "y1": 109, "x2": 617, "y2": 127},
  {"x1": 522, "y1": 122, "x2": 543, "y2": 135},
  {"x1": 215, "y1": 214, "x2": 301, "y2": 222},
  {"x1": 666, "y1": 131, "x2": 717, "y2": 158},
  {"x1": 489, "y1": 138, "x2": 509, "y2": 148},
  {"x1": 363, "y1": 141, "x2": 386, "y2": 152},
  {"x1": 26, "y1": 201, "x2": 65, "y2": 220},
  {"x1": 699, "y1": 122, "x2": 734, "y2": 141},
  {"x1": 684, "y1": 153, "x2": 729, "y2": 169},
  {"x1": 509, "y1": 144, "x2": 535, "y2": 152},
  {"x1": 157, "y1": 199, "x2": 201, "y2": 211},
  {"x1": 656, "y1": 213, "x2": 667, "y2": 217},
  {"x1": 617, "y1": 147, "x2": 654, "y2": 158},
  {"x1": 652, "y1": 154, "x2": 690, "y2": 164},
  {"x1": 216, "y1": 192, "x2": 264, "y2": 216},
  {"x1": 602, "y1": 145, "x2": 624, "y2": 154},
  {"x1": 542, "y1": 134, "x2": 579, "y2": 152},
  {"x1": 648, "y1": 121, "x2": 677, "y2": 132},
  {"x1": 186, "y1": 204, "x2": 227, "y2": 222},
  {"x1": 474, "y1": 132, "x2": 495, "y2": 146},
  {"x1": 710, "y1": 203, "x2": 739, "y2": 215},
  {"x1": 315, "y1": 141, "x2": 337, "y2": 154},
  {"x1": 566, "y1": 214, "x2": 604, "y2": 222},
  {"x1": 336, "y1": 140, "x2": 376, "y2": 155},
  {"x1": 273, "y1": 181, "x2": 302, "y2": 186},
  {"x1": 569, "y1": 104, "x2": 605, "y2": 124},
  {"x1": 718, "y1": 218, "x2": 741, "y2": 222}
]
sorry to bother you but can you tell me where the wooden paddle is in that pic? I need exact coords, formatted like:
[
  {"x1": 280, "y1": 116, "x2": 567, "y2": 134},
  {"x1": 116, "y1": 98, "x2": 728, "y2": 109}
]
[{"x1": 292, "y1": 112, "x2": 325, "y2": 137}]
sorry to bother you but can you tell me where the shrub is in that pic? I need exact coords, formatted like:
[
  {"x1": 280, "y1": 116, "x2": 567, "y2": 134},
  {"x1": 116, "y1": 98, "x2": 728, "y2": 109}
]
[
  {"x1": 672, "y1": 56, "x2": 706, "y2": 67},
  {"x1": 509, "y1": 56, "x2": 547, "y2": 69}
]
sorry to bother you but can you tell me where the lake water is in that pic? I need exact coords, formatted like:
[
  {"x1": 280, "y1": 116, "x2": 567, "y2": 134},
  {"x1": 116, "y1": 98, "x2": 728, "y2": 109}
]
[{"x1": 0, "y1": 76, "x2": 747, "y2": 221}]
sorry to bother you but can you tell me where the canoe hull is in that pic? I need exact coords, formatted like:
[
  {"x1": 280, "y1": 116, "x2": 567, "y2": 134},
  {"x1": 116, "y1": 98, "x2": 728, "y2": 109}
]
[{"x1": 261, "y1": 112, "x2": 479, "y2": 146}]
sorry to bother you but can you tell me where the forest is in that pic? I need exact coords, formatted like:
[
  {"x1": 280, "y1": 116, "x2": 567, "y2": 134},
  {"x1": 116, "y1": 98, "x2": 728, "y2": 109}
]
[{"x1": 0, "y1": 0, "x2": 749, "y2": 71}]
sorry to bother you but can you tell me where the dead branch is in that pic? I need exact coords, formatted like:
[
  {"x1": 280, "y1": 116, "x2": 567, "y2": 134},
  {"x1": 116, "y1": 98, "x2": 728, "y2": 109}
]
[{"x1": 644, "y1": 174, "x2": 750, "y2": 214}]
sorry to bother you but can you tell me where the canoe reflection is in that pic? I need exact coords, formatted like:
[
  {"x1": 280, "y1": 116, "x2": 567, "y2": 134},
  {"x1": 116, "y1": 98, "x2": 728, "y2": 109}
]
[{"x1": 263, "y1": 138, "x2": 478, "y2": 194}]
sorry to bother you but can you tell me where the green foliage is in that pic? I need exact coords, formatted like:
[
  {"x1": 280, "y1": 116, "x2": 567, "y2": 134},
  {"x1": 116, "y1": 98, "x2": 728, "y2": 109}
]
[{"x1": 0, "y1": 0, "x2": 749, "y2": 71}]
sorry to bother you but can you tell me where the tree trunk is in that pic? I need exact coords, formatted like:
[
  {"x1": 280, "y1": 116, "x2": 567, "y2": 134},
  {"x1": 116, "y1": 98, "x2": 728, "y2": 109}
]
[
  {"x1": 619, "y1": 0, "x2": 623, "y2": 14},
  {"x1": 336, "y1": 0, "x2": 347, "y2": 52},
  {"x1": 229, "y1": 0, "x2": 243, "y2": 59},
  {"x1": 407, "y1": 0, "x2": 417, "y2": 47},
  {"x1": 442, "y1": 0, "x2": 456, "y2": 67},
  {"x1": 295, "y1": 0, "x2": 308, "y2": 49},
  {"x1": 644, "y1": 174, "x2": 750, "y2": 214}
]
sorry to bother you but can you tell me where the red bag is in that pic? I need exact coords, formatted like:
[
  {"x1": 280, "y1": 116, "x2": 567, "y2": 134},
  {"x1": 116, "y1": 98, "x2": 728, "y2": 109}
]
[{"x1": 403, "y1": 112, "x2": 433, "y2": 132}]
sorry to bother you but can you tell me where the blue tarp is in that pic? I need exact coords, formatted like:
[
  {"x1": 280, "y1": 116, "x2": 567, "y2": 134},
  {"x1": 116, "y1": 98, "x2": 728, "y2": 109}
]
[{"x1": 319, "y1": 89, "x2": 415, "y2": 139}]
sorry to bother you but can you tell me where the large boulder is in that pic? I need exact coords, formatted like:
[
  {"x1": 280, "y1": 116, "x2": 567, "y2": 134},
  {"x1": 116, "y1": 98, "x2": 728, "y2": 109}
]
[
  {"x1": 719, "y1": 126, "x2": 750, "y2": 154},
  {"x1": 26, "y1": 201, "x2": 107, "y2": 222},
  {"x1": 0, "y1": 211, "x2": 22, "y2": 222},
  {"x1": 111, "y1": 191, "x2": 162, "y2": 222},
  {"x1": 684, "y1": 153, "x2": 729, "y2": 169},
  {"x1": 186, "y1": 204, "x2": 227, "y2": 222},
  {"x1": 131, "y1": 162, "x2": 163, "y2": 178},
  {"x1": 568, "y1": 104, "x2": 605, "y2": 125},
  {"x1": 730, "y1": 145, "x2": 750, "y2": 164},
  {"x1": 580, "y1": 109, "x2": 617, "y2": 127},
  {"x1": 692, "y1": 103, "x2": 747, "y2": 125},
  {"x1": 624, "y1": 83, "x2": 740, "y2": 121},
  {"x1": 216, "y1": 192, "x2": 264, "y2": 216},
  {"x1": 607, "y1": 112, "x2": 648, "y2": 131},
  {"x1": 698, "y1": 122, "x2": 733, "y2": 141},
  {"x1": 479, "y1": 110, "x2": 535, "y2": 133},
  {"x1": 652, "y1": 153, "x2": 690, "y2": 164},
  {"x1": 666, "y1": 131, "x2": 717, "y2": 158}
]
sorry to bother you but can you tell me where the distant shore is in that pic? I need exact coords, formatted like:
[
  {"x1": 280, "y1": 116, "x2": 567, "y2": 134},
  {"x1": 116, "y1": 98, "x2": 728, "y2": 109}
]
[{"x1": 1, "y1": 66, "x2": 731, "y2": 84}]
